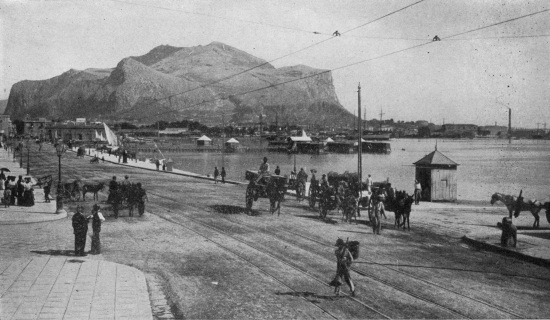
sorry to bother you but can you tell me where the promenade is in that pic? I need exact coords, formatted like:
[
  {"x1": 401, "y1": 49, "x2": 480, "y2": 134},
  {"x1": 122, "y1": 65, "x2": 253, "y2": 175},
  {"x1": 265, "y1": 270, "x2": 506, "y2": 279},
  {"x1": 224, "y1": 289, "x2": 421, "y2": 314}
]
[
  {"x1": 1, "y1": 143, "x2": 548, "y2": 319},
  {"x1": 0, "y1": 147, "x2": 153, "y2": 320}
]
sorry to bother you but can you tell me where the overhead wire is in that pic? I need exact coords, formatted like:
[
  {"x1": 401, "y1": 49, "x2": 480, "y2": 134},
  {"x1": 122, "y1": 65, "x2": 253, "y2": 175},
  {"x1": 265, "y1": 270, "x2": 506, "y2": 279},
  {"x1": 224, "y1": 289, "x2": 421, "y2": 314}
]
[
  {"x1": 111, "y1": 0, "x2": 428, "y2": 118},
  {"x1": 132, "y1": 7, "x2": 549, "y2": 122}
]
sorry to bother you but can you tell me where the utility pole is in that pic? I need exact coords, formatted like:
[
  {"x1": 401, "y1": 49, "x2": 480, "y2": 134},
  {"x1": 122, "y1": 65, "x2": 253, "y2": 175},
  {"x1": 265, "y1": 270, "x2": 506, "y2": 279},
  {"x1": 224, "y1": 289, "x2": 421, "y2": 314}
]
[
  {"x1": 508, "y1": 108, "x2": 512, "y2": 144},
  {"x1": 379, "y1": 108, "x2": 385, "y2": 132},
  {"x1": 357, "y1": 83, "x2": 362, "y2": 218}
]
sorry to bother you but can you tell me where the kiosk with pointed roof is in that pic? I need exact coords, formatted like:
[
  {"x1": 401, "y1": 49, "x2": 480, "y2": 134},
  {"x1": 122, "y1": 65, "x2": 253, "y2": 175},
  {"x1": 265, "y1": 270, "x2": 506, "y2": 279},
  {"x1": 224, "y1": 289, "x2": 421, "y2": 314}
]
[
  {"x1": 196, "y1": 135, "x2": 212, "y2": 146},
  {"x1": 413, "y1": 145, "x2": 459, "y2": 202}
]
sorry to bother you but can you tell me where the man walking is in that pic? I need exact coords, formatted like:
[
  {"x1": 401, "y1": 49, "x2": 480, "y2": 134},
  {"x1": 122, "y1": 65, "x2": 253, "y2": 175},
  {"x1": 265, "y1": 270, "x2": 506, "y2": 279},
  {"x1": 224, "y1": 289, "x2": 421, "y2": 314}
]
[
  {"x1": 221, "y1": 167, "x2": 226, "y2": 184},
  {"x1": 330, "y1": 238, "x2": 355, "y2": 296},
  {"x1": 72, "y1": 205, "x2": 89, "y2": 256}
]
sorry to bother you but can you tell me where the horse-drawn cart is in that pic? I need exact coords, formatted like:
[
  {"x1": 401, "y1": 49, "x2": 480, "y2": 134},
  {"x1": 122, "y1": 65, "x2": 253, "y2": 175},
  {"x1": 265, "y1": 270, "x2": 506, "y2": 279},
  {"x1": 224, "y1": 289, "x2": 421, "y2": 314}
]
[{"x1": 245, "y1": 170, "x2": 288, "y2": 215}]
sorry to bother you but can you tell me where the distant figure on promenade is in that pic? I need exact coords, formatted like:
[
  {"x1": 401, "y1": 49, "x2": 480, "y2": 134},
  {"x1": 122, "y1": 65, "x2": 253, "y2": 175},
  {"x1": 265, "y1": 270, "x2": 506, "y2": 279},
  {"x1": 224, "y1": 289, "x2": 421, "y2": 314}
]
[
  {"x1": 108, "y1": 176, "x2": 117, "y2": 204},
  {"x1": 214, "y1": 167, "x2": 219, "y2": 184},
  {"x1": 44, "y1": 180, "x2": 51, "y2": 203},
  {"x1": 23, "y1": 177, "x2": 34, "y2": 206},
  {"x1": 136, "y1": 183, "x2": 148, "y2": 216},
  {"x1": 16, "y1": 176, "x2": 24, "y2": 206},
  {"x1": 88, "y1": 204, "x2": 105, "y2": 254},
  {"x1": 221, "y1": 167, "x2": 226, "y2": 183},
  {"x1": 255, "y1": 157, "x2": 270, "y2": 183},
  {"x1": 333, "y1": 30, "x2": 341, "y2": 36},
  {"x1": 162, "y1": 162, "x2": 166, "y2": 171},
  {"x1": 414, "y1": 180, "x2": 422, "y2": 205},
  {"x1": 7, "y1": 176, "x2": 17, "y2": 205},
  {"x1": 72, "y1": 205, "x2": 89, "y2": 256},
  {"x1": 155, "y1": 159, "x2": 160, "y2": 171},
  {"x1": 371, "y1": 195, "x2": 384, "y2": 235},
  {"x1": 122, "y1": 150, "x2": 128, "y2": 163},
  {"x1": 330, "y1": 238, "x2": 355, "y2": 296},
  {"x1": 274, "y1": 166, "x2": 281, "y2": 176},
  {"x1": 102, "y1": 156, "x2": 105, "y2": 163},
  {"x1": 366, "y1": 174, "x2": 373, "y2": 193}
]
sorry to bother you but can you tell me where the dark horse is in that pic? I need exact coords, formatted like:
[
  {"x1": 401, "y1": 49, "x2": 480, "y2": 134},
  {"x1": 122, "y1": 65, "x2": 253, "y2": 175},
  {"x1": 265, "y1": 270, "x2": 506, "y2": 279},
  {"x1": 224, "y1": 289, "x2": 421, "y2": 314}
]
[{"x1": 82, "y1": 182, "x2": 105, "y2": 201}]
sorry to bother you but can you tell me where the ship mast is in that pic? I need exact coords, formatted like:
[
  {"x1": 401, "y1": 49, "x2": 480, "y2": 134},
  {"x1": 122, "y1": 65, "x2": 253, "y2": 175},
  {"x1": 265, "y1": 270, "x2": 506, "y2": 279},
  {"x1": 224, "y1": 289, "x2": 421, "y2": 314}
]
[{"x1": 357, "y1": 83, "x2": 362, "y2": 218}]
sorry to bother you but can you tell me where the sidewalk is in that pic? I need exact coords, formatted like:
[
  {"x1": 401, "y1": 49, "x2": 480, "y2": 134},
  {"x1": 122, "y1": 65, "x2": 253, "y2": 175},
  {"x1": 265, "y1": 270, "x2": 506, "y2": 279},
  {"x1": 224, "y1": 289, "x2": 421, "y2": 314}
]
[
  {"x1": 409, "y1": 200, "x2": 550, "y2": 267},
  {"x1": 0, "y1": 147, "x2": 154, "y2": 320},
  {"x1": 0, "y1": 256, "x2": 152, "y2": 320},
  {"x1": 0, "y1": 148, "x2": 66, "y2": 224}
]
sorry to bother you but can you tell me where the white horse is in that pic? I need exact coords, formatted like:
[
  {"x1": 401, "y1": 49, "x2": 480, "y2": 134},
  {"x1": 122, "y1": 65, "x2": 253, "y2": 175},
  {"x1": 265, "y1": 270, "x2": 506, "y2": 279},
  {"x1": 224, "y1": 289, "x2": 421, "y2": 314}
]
[{"x1": 490, "y1": 192, "x2": 544, "y2": 228}]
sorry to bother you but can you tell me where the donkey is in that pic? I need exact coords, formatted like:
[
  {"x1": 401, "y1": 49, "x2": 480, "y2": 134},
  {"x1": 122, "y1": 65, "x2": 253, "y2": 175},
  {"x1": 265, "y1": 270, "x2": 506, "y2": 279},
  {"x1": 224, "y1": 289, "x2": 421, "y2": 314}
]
[{"x1": 82, "y1": 182, "x2": 105, "y2": 201}]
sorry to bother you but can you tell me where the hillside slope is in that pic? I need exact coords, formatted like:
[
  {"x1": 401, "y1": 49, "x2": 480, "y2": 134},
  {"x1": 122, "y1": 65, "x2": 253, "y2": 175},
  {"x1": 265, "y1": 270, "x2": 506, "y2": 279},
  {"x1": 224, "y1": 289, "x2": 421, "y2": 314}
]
[{"x1": 5, "y1": 42, "x2": 352, "y2": 126}]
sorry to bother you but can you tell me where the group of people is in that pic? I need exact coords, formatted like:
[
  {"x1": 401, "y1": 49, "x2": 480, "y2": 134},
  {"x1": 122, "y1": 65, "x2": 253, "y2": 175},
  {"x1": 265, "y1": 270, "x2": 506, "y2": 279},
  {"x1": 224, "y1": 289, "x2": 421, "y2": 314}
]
[
  {"x1": 108, "y1": 175, "x2": 148, "y2": 218},
  {"x1": 72, "y1": 204, "x2": 105, "y2": 256},
  {"x1": 0, "y1": 171, "x2": 35, "y2": 207},
  {"x1": 213, "y1": 167, "x2": 227, "y2": 183}
]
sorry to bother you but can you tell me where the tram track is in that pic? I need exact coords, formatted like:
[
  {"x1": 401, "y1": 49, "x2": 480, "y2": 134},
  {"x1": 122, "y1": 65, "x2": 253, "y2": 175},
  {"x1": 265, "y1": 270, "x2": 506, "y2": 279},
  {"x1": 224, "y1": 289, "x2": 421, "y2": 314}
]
[
  {"x1": 148, "y1": 191, "x2": 473, "y2": 319},
  {"x1": 29, "y1": 150, "x2": 537, "y2": 318},
  {"x1": 148, "y1": 190, "x2": 529, "y2": 319},
  {"x1": 146, "y1": 194, "x2": 391, "y2": 319}
]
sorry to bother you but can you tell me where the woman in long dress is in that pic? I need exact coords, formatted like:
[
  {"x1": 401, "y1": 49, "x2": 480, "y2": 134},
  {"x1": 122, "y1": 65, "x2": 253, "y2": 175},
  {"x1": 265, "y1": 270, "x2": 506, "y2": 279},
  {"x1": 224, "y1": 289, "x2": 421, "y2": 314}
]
[{"x1": 89, "y1": 204, "x2": 105, "y2": 254}]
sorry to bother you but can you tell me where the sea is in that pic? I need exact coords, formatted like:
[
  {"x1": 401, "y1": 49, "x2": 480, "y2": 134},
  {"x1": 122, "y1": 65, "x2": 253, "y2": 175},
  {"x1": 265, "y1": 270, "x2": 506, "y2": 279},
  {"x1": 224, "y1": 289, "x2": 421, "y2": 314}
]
[{"x1": 154, "y1": 138, "x2": 550, "y2": 203}]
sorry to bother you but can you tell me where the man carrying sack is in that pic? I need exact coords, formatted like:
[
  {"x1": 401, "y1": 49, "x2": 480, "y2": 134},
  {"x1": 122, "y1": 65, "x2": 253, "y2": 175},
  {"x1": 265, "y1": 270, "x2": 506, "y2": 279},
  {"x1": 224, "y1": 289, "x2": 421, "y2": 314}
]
[{"x1": 330, "y1": 238, "x2": 355, "y2": 296}]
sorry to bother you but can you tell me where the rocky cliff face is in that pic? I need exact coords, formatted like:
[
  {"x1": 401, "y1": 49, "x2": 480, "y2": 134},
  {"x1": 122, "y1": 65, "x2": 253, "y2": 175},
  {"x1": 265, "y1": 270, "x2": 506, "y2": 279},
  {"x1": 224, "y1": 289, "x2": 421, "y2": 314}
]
[{"x1": 5, "y1": 42, "x2": 352, "y2": 126}]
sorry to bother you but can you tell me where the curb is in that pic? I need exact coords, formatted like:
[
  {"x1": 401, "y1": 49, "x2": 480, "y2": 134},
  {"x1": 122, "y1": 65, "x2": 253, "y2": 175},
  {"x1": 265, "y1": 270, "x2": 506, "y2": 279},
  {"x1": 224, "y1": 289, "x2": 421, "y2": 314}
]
[
  {"x1": 0, "y1": 211, "x2": 68, "y2": 225},
  {"x1": 461, "y1": 235, "x2": 550, "y2": 268},
  {"x1": 72, "y1": 149, "x2": 246, "y2": 185}
]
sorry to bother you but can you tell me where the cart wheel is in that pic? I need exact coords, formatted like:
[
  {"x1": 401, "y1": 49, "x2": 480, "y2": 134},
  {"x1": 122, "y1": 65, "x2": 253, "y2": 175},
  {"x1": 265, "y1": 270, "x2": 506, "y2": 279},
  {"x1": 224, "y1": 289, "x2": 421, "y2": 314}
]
[{"x1": 309, "y1": 187, "x2": 316, "y2": 208}]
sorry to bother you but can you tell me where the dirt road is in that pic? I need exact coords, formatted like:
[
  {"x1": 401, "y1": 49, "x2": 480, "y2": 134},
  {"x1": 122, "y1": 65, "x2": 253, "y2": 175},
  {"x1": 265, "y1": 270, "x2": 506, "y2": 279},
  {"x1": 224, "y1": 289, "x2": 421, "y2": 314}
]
[{"x1": 5, "y1": 144, "x2": 549, "y2": 319}]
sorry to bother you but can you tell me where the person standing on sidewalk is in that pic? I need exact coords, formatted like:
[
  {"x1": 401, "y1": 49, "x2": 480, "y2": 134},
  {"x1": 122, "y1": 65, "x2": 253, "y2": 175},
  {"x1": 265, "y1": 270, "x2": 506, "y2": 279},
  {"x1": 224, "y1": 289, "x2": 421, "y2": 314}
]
[
  {"x1": 72, "y1": 205, "x2": 89, "y2": 256},
  {"x1": 221, "y1": 167, "x2": 226, "y2": 184},
  {"x1": 366, "y1": 174, "x2": 373, "y2": 193},
  {"x1": 214, "y1": 167, "x2": 219, "y2": 184},
  {"x1": 88, "y1": 204, "x2": 105, "y2": 254},
  {"x1": 414, "y1": 179, "x2": 422, "y2": 205}
]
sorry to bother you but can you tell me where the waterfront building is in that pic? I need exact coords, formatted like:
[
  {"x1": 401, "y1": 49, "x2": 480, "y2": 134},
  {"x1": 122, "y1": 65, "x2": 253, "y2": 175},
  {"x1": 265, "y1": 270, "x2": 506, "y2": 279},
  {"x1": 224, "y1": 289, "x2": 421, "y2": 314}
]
[
  {"x1": 196, "y1": 135, "x2": 212, "y2": 146},
  {"x1": 413, "y1": 147, "x2": 458, "y2": 202},
  {"x1": 45, "y1": 119, "x2": 107, "y2": 142},
  {"x1": 442, "y1": 124, "x2": 478, "y2": 138}
]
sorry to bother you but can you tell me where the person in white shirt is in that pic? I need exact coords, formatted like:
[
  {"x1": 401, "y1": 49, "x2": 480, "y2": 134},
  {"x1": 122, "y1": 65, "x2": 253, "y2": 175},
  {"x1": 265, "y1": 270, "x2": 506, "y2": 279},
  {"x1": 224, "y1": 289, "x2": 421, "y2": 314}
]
[{"x1": 88, "y1": 204, "x2": 106, "y2": 254}]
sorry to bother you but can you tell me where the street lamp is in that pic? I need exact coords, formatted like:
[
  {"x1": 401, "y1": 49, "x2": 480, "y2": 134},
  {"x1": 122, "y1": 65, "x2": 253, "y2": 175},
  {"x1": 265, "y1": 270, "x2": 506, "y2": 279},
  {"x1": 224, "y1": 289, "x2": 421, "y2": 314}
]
[
  {"x1": 25, "y1": 139, "x2": 31, "y2": 175},
  {"x1": 55, "y1": 140, "x2": 67, "y2": 214},
  {"x1": 19, "y1": 140, "x2": 23, "y2": 168}
]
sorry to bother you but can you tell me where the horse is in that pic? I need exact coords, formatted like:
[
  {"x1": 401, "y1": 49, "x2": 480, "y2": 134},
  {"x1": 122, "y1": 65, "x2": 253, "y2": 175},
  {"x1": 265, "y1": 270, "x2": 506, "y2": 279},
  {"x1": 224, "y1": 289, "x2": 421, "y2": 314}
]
[
  {"x1": 398, "y1": 194, "x2": 414, "y2": 230},
  {"x1": 490, "y1": 192, "x2": 545, "y2": 228},
  {"x1": 82, "y1": 182, "x2": 105, "y2": 201}
]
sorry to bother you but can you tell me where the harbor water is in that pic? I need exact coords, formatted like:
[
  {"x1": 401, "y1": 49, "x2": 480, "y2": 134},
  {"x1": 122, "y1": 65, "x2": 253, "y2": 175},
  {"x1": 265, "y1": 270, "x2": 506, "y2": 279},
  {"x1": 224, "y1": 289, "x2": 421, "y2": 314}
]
[{"x1": 156, "y1": 139, "x2": 550, "y2": 203}]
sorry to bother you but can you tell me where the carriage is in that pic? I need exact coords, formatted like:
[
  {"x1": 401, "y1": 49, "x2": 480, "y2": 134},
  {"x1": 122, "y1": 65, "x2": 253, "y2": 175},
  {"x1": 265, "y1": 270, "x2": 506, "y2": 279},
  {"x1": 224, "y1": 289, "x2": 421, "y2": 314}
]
[{"x1": 245, "y1": 170, "x2": 288, "y2": 215}]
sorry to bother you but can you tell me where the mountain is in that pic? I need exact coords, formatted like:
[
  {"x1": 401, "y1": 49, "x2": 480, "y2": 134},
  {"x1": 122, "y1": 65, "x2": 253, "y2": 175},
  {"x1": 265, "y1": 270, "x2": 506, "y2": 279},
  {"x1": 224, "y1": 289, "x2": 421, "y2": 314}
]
[{"x1": 5, "y1": 42, "x2": 353, "y2": 126}]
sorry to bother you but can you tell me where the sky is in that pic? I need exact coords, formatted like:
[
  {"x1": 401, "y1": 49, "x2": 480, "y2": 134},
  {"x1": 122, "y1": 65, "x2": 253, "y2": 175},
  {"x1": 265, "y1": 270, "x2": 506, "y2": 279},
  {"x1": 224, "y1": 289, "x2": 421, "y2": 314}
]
[{"x1": 1, "y1": 0, "x2": 549, "y2": 128}]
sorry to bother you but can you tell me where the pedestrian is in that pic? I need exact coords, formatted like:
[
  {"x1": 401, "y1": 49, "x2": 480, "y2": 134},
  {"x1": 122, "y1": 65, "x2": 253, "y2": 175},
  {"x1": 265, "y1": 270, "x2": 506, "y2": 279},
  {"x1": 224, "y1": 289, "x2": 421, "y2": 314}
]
[
  {"x1": 16, "y1": 176, "x2": 24, "y2": 206},
  {"x1": 23, "y1": 177, "x2": 34, "y2": 207},
  {"x1": 221, "y1": 167, "x2": 226, "y2": 183},
  {"x1": 214, "y1": 167, "x2": 219, "y2": 184},
  {"x1": 88, "y1": 204, "x2": 105, "y2": 254},
  {"x1": 155, "y1": 159, "x2": 160, "y2": 171},
  {"x1": 366, "y1": 174, "x2": 373, "y2": 193},
  {"x1": 371, "y1": 195, "x2": 384, "y2": 235},
  {"x1": 414, "y1": 179, "x2": 422, "y2": 205},
  {"x1": 44, "y1": 180, "x2": 51, "y2": 203},
  {"x1": 162, "y1": 162, "x2": 166, "y2": 171},
  {"x1": 330, "y1": 238, "x2": 355, "y2": 296},
  {"x1": 274, "y1": 166, "x2": 281, "y2": 176},
  {"x1": 136, "y1": 183, "x2": 148, "y2": 216},
  {"x1": 108, "y1": 176, "x2": 117, "y2": 204},
  {"x1": 7, "y1": 176, "x2": 17, "y2": 205},
  {"x1": 72, "y1": 205, "x2": 89, "y2": 256},
  {"x1": 102, "y1": 156, "x2": 105, "y2": 163}
]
